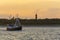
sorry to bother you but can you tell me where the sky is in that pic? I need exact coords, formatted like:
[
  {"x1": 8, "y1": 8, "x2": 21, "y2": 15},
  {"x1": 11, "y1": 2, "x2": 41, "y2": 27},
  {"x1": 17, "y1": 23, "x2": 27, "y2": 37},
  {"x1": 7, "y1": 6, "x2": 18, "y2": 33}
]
[{"x1": 0, "y1": 0, "x2": 60, "y2": 19}]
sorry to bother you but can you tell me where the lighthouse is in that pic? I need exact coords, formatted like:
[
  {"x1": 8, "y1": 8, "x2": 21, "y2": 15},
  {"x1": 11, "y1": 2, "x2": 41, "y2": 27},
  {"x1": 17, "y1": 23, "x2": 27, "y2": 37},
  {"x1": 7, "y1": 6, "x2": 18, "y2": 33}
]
[{"x1": 35, "y1": 13, "x2": 37, "y2": 20}]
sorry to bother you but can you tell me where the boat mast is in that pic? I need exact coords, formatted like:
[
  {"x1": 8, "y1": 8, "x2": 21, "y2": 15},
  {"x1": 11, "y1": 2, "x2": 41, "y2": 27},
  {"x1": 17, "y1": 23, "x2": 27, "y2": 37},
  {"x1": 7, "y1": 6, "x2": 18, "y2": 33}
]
[{"x1": 14, "y1": 13, "x2": 21, "y2": 26}]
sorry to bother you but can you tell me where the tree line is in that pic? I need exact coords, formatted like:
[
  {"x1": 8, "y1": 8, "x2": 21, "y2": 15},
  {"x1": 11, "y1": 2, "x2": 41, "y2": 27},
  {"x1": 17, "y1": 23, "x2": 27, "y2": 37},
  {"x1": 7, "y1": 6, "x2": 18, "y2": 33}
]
[{"x1": 0, "y1": 18, "x2": 60, "y2": 26}]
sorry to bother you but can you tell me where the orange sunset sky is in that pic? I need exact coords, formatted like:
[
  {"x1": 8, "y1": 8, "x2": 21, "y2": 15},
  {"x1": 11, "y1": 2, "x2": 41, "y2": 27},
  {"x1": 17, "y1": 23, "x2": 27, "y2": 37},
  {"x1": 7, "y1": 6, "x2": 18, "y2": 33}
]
[{"x1": 0, "y1": 0, "x2": 60, "y2": 19}]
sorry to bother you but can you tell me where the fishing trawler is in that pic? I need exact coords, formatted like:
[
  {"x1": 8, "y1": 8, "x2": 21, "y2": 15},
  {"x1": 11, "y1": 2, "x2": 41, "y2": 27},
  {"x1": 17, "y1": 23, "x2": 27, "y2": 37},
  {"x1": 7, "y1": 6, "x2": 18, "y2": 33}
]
[{"x1": 7, "y1": 18, "x2": 22, "y2": 31}]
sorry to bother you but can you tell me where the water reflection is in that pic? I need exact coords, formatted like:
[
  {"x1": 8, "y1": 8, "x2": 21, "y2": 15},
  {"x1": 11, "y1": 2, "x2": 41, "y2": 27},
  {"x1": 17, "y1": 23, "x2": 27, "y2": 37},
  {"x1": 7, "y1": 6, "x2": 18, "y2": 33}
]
[{"x1": 0, "y1": 26, "x2": 60, "y2": 40}]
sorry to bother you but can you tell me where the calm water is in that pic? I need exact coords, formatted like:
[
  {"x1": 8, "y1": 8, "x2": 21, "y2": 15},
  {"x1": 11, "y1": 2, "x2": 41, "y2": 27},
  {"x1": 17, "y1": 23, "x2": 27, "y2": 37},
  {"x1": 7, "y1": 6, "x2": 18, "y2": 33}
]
[{"x1": 0, "y1": 26, "x2": 60, "y2": 40}]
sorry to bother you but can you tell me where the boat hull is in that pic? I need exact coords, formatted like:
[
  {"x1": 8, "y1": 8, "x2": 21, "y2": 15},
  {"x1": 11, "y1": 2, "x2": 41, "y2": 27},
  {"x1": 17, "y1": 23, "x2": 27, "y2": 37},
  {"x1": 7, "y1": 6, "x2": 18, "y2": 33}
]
[{"x1": 7, "y1": 26, "x2": 22, "y2": 31}]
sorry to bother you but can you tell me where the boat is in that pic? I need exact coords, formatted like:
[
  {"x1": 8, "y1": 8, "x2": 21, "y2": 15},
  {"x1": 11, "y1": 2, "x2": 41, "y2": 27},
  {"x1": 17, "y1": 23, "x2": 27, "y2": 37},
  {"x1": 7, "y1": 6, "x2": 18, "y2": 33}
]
[{"x1": 7, "y1": 18, "x2": 22, "y2": 31}]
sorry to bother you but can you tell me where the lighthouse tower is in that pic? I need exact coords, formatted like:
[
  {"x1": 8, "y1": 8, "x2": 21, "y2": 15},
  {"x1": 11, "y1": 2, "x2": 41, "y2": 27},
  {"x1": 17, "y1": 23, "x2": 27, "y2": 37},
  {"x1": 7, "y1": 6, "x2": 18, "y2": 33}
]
[{"x1": 35, "y1": 13, "x2": 37, "y2": 20}]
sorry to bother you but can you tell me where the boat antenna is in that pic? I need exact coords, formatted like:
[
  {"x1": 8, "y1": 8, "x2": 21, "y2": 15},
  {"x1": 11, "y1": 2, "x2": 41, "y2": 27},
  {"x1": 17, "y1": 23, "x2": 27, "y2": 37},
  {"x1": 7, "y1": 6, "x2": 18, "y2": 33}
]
[
  {"x1": 9, "y1": 13, "x2": 12, "y2": 19},
  {"x1": 16, "y1": 13, "x2": 19, "y2": 18}
]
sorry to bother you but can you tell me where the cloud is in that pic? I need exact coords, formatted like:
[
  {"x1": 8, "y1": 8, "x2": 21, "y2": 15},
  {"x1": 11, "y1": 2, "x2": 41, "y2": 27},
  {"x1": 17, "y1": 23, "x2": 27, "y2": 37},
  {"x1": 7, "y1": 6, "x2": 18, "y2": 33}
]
[{"x1": 48, "y1": 8, "x2": 60, "y2": 13}]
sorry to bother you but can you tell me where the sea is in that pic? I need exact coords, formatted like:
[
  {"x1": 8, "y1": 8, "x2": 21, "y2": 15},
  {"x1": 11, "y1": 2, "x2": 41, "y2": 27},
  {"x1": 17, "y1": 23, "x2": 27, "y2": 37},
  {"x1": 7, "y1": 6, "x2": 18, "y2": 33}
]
[{"x1": 0, "y1": 26, "x2": 60, "y2": 40}]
